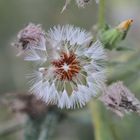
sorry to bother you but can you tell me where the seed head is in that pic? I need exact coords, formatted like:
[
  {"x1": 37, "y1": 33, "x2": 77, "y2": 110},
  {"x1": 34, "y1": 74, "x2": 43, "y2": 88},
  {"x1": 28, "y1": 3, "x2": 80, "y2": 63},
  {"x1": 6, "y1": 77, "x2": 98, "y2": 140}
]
[{"x1": 26, "y1": 25, "x2": 106, "y2": 109}]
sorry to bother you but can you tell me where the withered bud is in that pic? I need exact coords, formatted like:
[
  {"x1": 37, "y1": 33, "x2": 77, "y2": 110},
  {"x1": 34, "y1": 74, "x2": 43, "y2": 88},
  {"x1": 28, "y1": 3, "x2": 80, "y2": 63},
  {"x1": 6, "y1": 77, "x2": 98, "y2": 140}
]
[
  {"x1": 100, "y1": 82, "x2": 140, "y2": 117},
  {"x1": 61, "y1": 0, "x2": 92, "y2": 13},
  {"x1": 10, "y1": 94, "x2": 50, "y2": 119},
  {"x1": 13, "y1": 23, "x2": 46, "y2": 56},
  {"x1": 76, "y1": 0, "x2": 92, "y2": 8}
]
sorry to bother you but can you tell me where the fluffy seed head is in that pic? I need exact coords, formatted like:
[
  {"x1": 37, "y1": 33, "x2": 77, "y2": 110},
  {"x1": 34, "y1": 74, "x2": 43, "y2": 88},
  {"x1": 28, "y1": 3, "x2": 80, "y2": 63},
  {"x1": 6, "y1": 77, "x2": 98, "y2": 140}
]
[{"x1": 25, "y1": 25, "x2": 106, "y2": 109}]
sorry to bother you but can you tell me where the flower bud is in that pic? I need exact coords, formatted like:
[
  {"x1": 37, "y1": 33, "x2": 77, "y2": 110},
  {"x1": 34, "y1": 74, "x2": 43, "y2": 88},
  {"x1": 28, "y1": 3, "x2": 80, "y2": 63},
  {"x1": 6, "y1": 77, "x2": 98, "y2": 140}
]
[{"x1": 99, "y1": 19, "x2": 133, "y2": 50}]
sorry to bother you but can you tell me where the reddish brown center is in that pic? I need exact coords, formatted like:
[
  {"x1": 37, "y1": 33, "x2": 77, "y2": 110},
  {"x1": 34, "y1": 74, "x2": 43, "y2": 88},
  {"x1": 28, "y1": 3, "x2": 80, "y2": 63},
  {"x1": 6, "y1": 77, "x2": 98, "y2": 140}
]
[{"x1": 52, "y1": 51, "x2": 80, "y2": 81}]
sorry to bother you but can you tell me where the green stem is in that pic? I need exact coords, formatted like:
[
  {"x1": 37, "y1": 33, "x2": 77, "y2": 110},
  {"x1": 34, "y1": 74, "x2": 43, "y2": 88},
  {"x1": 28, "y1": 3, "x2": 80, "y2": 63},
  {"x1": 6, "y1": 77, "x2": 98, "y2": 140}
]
[
  {"x1": 98, "y1": 0, "x2": 105, "y2": 29},
  {"x1": 89, "y1": 101, "x2": 114, "y2": 140},
  {"x1": 89, "y1": 0, "x2": 110, "y2": 140},
  {"x1": 89, "y1": 1, "x2": 122, "y2": 139},
  {"x1": 24, "y1": 111, "x2": 59, "y2": 140},
  {"x1": 38, "y1": 112, "x2": 58, "y2": 140},
  {"x1": 24, "y1": 116, "x2": 44, "y2": 140}
]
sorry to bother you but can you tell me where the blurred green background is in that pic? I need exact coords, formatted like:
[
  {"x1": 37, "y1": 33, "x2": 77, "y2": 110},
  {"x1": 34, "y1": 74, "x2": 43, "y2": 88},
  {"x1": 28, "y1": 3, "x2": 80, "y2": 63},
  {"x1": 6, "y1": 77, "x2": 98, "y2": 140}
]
[{"x1": 0, "y1": 0, "x2": 140, "y2": 140}]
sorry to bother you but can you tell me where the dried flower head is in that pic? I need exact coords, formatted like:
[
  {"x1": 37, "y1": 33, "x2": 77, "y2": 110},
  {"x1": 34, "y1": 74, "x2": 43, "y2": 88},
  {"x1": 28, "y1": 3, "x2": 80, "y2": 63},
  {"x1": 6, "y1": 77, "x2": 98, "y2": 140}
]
[
  {"x1": 75, "y1": 0, "x2": 92, "y2": 8},
  {"x1": 26, "y1": 25, "x2": 106, "y2": 109},
  {"x1": 13, "y1": 23, "x2": 46, "y2": 56},
  {"x1": 100, "y1": 82, "x2": 140, "y2": 117},
  {"x1": 9, "y1": 94, "x2": 49, "y2": 118},
  {"x1": 61, "y1": 0, "x2": 99, "y2": 13}
]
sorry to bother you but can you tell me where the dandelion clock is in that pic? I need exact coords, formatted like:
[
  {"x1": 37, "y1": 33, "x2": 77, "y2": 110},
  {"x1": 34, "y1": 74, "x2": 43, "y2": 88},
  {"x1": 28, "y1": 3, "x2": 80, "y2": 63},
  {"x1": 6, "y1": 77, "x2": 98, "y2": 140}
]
[{"x1": 16, "y1": 24, "x2": 107, "y2": 109}]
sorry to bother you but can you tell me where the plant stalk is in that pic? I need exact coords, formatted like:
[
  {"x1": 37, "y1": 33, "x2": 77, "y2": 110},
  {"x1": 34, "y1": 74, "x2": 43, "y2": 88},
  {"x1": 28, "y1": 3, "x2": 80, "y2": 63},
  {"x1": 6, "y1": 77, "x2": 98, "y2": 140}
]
[{"x1": 98, "y1": 0, "x2": 105, "y2": 29}]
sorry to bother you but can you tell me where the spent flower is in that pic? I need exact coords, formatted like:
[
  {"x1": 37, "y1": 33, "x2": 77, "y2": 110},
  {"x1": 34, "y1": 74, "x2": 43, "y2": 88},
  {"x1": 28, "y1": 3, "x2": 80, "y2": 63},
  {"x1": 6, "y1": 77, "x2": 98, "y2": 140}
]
[
  {"x1": 26, "y1": 25, "x2": 106, "y2": 109},
  {"x1": 61, "y1": 0, "x2": 99, "y2": 13},
  {"x1": 10, "y1": 94, "x2": 48, "y2": 119},
  {"x1": 13, "y1": 23, "x2": 46, "y2": 56},
  {"x1": 100, "y1": 81, "x2": 140, "y2": 117},
  {"x1": 76, "y1": 0, "x2": 92, "y2": 8}
]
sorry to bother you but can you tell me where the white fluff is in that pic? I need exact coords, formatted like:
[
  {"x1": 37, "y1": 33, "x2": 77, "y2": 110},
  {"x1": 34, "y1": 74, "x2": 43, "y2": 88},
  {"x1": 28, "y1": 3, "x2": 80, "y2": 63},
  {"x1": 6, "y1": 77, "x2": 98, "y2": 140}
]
[{"x1": 26, "y1": 25, "x2": 106, "y2": 109}]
